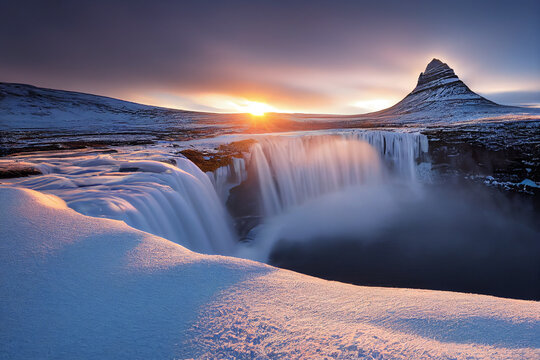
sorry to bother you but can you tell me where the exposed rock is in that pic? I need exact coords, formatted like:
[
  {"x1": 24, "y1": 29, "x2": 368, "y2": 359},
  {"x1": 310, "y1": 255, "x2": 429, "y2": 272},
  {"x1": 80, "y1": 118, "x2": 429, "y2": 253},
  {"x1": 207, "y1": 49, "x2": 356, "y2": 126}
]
[
  {"x1": 415, "y1": 58, "x2": 461, "y2": 91},
  {"x1": 179, "y1": 139, "x2": 256, "y2": 173},
  {"x1": 423, "y1": 121, "x2": 540, "y2": 199},
  {"x1": 0, "y1": 161, "x2": 42, "y2": 178}
]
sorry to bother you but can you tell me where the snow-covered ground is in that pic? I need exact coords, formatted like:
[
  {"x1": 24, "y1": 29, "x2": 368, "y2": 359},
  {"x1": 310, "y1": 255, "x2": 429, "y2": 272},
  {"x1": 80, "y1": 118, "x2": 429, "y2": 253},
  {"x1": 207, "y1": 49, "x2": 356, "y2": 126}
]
[
  {"x1": 1, "y1": 186, "x2": 539, "y2": 359},
  {"x1": 0, "y1": 83, "x2": 245, "y2": 153},
  {"x1": 1, "y1": 59, "x2": 539, "y2": 359}
]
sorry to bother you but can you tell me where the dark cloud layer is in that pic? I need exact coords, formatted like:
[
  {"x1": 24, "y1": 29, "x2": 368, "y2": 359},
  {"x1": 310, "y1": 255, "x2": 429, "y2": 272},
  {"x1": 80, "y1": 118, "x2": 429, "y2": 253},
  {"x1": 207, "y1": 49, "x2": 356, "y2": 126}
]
[{"x1": 1, "y1": 0, "x2": 539, "y2": 113}]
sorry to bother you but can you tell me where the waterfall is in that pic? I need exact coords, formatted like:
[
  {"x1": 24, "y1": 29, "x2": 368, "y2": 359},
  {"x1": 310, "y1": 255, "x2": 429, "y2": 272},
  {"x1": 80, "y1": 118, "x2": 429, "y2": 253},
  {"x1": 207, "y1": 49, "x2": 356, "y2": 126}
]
[
  {"x1": 206, "y1": 157, "x2": 247, "y2": 202},
  {"x1": 5, "y1": 129, "x2": 429, "y2": 257},
  {"x1": 245, "y1": 130, "x2": 428, "y2": 216},
  {"x1": 8, "y1": 155, "x2": 237, "y2": 255}
]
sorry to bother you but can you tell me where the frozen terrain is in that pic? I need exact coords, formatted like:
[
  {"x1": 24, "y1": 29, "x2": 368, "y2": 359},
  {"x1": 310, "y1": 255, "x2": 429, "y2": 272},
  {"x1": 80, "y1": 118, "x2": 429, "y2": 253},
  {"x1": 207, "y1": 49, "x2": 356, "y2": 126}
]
[
  {"x1": 1, "y1": 58, "x2": 539, "y2": 359},
  {"x1": 1, "y1": 186, "x2": 539, "y2": 359},
  {"x1": 0, "y1": 83, "x2": 252, "y2": 154},
  {"x1": 0, "y1": 82, "x2": 241, "y2": 132}
]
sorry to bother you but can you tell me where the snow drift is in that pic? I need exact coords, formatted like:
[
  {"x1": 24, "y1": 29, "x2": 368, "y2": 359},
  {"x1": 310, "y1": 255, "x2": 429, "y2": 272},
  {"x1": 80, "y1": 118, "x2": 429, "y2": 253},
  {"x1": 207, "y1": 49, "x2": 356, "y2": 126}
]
[{"x1": 1, "y1": 186, "x2": 539, "y2": 359}]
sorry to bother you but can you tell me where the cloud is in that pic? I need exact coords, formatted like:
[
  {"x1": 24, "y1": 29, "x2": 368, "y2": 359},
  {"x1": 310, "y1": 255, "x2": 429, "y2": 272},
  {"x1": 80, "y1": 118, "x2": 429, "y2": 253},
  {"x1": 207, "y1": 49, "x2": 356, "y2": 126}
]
[{"x1": 1, "y1": 0, "x2": 538, "y2": 113}]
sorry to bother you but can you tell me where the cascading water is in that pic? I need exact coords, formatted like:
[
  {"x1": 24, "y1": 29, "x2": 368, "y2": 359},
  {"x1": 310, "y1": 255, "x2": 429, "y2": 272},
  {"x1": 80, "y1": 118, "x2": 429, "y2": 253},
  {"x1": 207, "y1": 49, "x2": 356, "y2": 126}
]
[
  {"x1": 208, "y1": 130, "x2": 430, "y2": 261},
  {"x1": 3, "y1": 130, "x2": 428, "y2": 259},
  {"x1": 6, "y1": 132, "x2": 538, "y2": 301},
  {"x1": 251, "y1": 137, "x2": 382, "y2": 215},
  {"x1": 226, "y1": 130, "x2": 429, "y2": 217},
  {"x1": 206, "y1": 157, "x2": 247, "y2": 202},
  {"x1": 6, "y1": 153, "x2": 237, "y2": 255}
]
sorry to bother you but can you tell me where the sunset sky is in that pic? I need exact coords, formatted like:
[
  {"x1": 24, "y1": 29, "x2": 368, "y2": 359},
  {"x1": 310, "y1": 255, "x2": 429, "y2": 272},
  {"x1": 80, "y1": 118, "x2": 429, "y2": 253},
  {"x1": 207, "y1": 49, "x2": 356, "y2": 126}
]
[{"x1": 1, "y1": 0, "x2": 539, "y2": 114}]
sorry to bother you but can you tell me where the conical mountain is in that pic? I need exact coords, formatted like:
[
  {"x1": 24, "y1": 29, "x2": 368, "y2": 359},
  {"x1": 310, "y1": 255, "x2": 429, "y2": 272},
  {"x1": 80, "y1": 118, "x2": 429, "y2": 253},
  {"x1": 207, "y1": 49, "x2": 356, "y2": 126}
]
[{"x1": 374, "y1": 58, "x2": 500, "y2": 118}]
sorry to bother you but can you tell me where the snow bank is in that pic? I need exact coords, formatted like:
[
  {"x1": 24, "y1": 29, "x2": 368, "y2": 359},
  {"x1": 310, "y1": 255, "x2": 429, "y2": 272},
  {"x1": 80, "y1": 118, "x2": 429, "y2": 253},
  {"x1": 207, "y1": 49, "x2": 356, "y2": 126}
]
[{"x1": 1, "y1": 186, "x2": 539, "y2": 359}]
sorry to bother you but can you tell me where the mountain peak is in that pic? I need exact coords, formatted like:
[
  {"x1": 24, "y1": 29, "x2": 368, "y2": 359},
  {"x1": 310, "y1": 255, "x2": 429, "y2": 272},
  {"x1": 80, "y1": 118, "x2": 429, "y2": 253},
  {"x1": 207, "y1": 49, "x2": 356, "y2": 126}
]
[
  {"x1": 415, "y1": 58, "x2": 459, "y2": 91},
  {"x1": 371, "y1": 58, "x2": 501, "y2": 119},
  {"x1": 425, "y1": 58, "x2": 445, "y2": 72}
]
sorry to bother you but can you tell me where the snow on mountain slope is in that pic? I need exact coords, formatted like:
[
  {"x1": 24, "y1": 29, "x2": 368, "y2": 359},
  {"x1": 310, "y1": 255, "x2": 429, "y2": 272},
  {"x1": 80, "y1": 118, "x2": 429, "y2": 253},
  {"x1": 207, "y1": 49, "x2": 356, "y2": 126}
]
[
  {"x1": 1, "y1": 186, "x2": 539, "y2": 359},
  {"x1": 286, "y1": 59, "x2": 540, "y2": 125},
  {"x1": 365, "y1": 59, "x2": 540, "y2": 124},
  {"x1": 383, "y1": 59, "x2": 495, "y2": 113},
  {"x1": 0, "y1": 82, "x2": 244, "y2": 135}
]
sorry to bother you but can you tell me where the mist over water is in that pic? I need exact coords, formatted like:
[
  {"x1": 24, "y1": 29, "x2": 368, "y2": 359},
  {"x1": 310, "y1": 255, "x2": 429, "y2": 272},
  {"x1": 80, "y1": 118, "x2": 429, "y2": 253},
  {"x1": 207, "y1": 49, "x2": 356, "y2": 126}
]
[
  {"x1": 231, "y1": 132, "x2": 540, "y2": 300},
  {"x1": 264, "y1": 184, "x2": 540, "y2": 300}
]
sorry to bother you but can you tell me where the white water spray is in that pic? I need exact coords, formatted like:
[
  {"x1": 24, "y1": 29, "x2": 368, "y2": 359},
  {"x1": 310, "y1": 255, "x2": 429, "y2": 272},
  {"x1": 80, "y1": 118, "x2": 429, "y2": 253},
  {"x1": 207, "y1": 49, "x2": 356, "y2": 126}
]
[{"x1": 236, "y1": 131, "x2": 428, "y2": 216}]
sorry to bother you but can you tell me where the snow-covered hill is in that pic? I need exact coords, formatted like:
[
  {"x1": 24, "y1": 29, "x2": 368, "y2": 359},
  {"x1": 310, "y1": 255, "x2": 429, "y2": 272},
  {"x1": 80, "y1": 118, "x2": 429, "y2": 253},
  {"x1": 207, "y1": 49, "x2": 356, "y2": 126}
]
[
  {"x1": 0, "y1": 83, "x2": 299, "y2": 154},
  {"x1": 0, "y1": 83, "x2": 252, "y2": 154},
  {"x1": 361, "y1": 59, "x2": 540, "y2": 124},
  {"x1": 1, "y1": 186, "x2": 539, "y2": 359},
  {"x1": 0, "y1": 82, "x2": 201, "y2": 131},
  {"x1": 378, "y1": 59, "x2": 498, "y2": 114}
]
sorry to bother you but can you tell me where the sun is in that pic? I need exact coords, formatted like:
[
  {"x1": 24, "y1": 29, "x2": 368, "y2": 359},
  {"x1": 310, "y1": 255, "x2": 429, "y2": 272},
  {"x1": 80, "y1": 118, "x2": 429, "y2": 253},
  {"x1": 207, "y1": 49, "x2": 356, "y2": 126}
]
[
  {"x1": 248, "y1": 105, "x2": 266, "y2": 116},
  {"x1": 234, "y1": 100, "x2": 274, "y2": 116}
]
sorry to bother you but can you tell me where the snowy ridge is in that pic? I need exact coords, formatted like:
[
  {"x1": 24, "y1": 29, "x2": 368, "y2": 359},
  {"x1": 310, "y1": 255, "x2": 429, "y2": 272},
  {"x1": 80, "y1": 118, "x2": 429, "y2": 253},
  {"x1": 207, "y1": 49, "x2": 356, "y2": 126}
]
[
  {"x1": 1, "y1": 186, "x2": 539, "y2": 359},
  {"x1": 0, "y1": 82, "x2": 237, "y2": 134}
]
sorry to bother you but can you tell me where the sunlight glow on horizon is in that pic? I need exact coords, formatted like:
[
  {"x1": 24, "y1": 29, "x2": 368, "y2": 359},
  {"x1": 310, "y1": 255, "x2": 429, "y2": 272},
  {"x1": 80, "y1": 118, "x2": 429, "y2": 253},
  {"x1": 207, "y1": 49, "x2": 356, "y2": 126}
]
[
  {"x1": 231, "y1": 100, "x2": 274, "y2": 116},
  {"x1": 127, "y1": 91, "x2": 403, "y2": 115},
  {"x1": 352, "y1": 99, "x2": 396, "y2": 112},
  {"x1": 113, "y1": 53, "x2": 539, "y2": 115}
]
